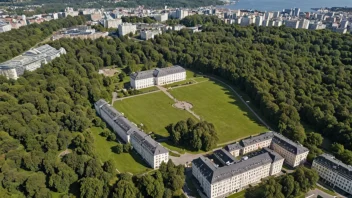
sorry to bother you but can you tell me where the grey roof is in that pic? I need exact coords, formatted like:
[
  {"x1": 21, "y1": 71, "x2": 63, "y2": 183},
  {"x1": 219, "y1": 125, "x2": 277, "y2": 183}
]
[
  {"x1": 263, "y1": 147, "x2": 284, "y2": 162},
  {"x1": 114, "y1": 116, "x2": 135, "y2": 132},
  {"x1": 213, "y1": 149, "x2": 237, "y2": 165},
  {"x1": 193, "y1": 151, "x2": 274, "y2": 184},
  {"x1": 100, "y1": 103, "x2": 123, "y2": 120},
  {"x1": 95, "y1": 99, "x2": 108, "y2": 108},
  {"x1": 130, "y1": 70, "x2": 154, "y2": 80},
  {"x1": 0, "y1": 44, "x2": 62, "y2": 69},
  {"x1": 240, "y1": 132, "x2": 274, "y2": 147},
  {"x1": 272, "y1": 132, "x2": 309, "y2": 155},
  {"x1": 130, "y1": 65, "x2": 185, "y2": 80},
  {"x1": 314, "y1": 154, "x2": 352, "y2": 180},
  {"x1": 153, "y1": 65, "x2": 185, "y2": 77},
  {"x1": 225, "y1": 142, "x2": 243, "y2": 152},
  {"x1": 131, "y1": 130, "x2": 168, "y2": 155}
]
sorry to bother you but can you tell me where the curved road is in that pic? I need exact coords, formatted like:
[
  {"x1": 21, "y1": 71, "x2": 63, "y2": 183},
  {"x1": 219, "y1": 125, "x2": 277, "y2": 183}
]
[{"x1": 207, "y1": 76, "x2": 272, "y2": 131}]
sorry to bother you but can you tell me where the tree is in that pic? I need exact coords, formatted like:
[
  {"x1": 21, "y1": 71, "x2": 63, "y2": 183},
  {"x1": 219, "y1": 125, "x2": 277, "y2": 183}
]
[
  {"x1": 281, "y1": 175, "x2": 295, "y2": 197},
  {"x1": 103, "y1": 160, "x2": 116, "y2": 174},
  {"x1": 112, "y1": 143, "x2": 124, "y2": 154},
  {"x1": 80, "y1": 178, "x2": 104, "y2": 198},
  {"x1": 306, "y1": 132, "x2": 323, "y2": 146},
  {"x1": 123, "y1": 143, "x2": 132, "y2": 153},
  {"x1": 25, "y1": 172, "x2": 50, "y2": 198},
  {"x1": 112, "y1": 180, "x2": 139, "y2": 198}
]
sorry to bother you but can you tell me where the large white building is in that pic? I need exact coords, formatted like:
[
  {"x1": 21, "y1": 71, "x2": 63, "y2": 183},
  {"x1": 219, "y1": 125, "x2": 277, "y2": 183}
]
[
  {"x1": 104, "y1": 18, "x2": 122, "y2": 28},
  {"x1": 312, "y1": 154, "x2": 352, "y2": 195},
  {"x1": 225, "y1": 131, "x2": 309, "y2": 167},
  {"x1": 0, "y1": 44, "x2": 66, "y2": 79},
  {"x1": 130, "y1": 65, "x2": 186, "y2": 90},
  {"x1": 94, "y1": 99, "x2": 169, "y2": 169},
  {"x1": 140, "y1": 29, "x2": 162, "y2": 40},
  {"x1": 118, "y1": 23, "x2": 137, "y2": 36},
  {"x1": 192, "y1": 148, "x2": 284, "y2": 198}
]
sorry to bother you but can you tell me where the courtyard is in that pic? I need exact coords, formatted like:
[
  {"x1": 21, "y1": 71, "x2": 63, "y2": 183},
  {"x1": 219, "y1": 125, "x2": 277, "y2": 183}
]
[{"x1": 113, "y1": 74, "x2": 267, "y2": 146}]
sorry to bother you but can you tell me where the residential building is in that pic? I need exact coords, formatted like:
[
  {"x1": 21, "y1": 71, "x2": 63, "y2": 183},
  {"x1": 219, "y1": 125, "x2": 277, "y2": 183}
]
[
  {"x1": 140, "y1": 29, "x2": 161, "y2": 40},
  {"x1": 192, "y1": 148, "x2": 284, "y2": 198},
  {"x1": 130, "y1": 65, "x2": 186, "y2": 89},
  {"x1": 52, "y1": 26, "x2": 108, "y2": 40},
  {"x1": 285, "y1": 20, "x2": 300, "y2": 29},
  {"x1": 176, "y1": 9, "x2": 188, "y2": 19},
  {"x1": 153, "y1": 13, "x2": 168, "y2": 22},
  {"x1": 0, "y1": 22, "x2": 11, "y2": 32},
  {"x1": 226, "y1": 131, "x2": 309, "y2": 167},
  {"x1": 255, "y1": 16, "x2": 263, "y2": 26},
  {"x1": 64, "y1": 7, "x2": 79, "y2": 17},
  {"x1": 0, "y1": 45, "x2": 66, "y2": 79},
  {"x1": 104, "y1": 18, "x2": 122, "y2": 28},
  {"x1": 294, "y1": 8, "x2": 301, "y2": 17},
  {"x1": 299, "y1": 19, "x2": 310, "y2": 29},
  {"x1": 312, "y1": 154, "x2": 352, "y2": 195},
  {"x1": 118, "y1": 23, "x2": 137, "y2": 36},
  {"x1": 94, "y1": 99, "x2": 169, "y2": 169}
]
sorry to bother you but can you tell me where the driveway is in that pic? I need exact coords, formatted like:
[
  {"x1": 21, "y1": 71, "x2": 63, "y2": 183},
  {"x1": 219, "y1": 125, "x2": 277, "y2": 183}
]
[{"x1": 306, "y1": 188, "x2": 337, "y2": 198}]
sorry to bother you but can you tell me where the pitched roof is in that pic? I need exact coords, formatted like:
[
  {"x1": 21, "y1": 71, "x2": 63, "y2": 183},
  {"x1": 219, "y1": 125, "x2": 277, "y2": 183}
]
[
  {"x1": 225, "y1": 142, "x2": 243, "y2": 152},
  {"x1": 131, "y1": 130, "x2": 168, "y2": 156},
  {"x1": 130, "y1": 65, "x2": 185, "y2": 80},
  {"x1": 272, "y1": 132, "x2": 309, "y2": 155},
  {"x1": 314, "y1": 154, "x2": 352, "y2": 180},
  {"x1": 193, "y1": 150, "x2": 276, "y2": 184},
  {"x1": 240, "y1": 132, "x2": 274, "y2": 147},
  {"x1": 213, "y1": 149, "x2": 237, "y2": 165}
]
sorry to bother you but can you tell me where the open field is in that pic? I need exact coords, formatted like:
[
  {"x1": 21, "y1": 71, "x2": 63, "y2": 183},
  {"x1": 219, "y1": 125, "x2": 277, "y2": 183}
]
[
  {"x1": 170, "y1": 80, "x2": 267, "y2": 144},
  {"x1": 89, "y1": 127, "x2": 150, "y2": 174},
  {"x1": 114, "y1": 92, "x2": 192, "y2": 137}
]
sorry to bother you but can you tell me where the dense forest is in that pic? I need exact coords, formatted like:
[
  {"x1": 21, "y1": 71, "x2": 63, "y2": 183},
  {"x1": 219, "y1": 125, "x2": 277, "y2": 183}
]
[{"x1": 2, "y1": 13, "x2": 352, "y2": 196}]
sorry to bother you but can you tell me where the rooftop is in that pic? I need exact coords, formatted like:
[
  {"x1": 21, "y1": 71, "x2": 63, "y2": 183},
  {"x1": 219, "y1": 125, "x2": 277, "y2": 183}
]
[
  {"x1": 130, "y1": 65, "x2": 186, "y2": 80},
  {"x1": 272, "y1": 132, "x2": 309, "y2": 155},
  {"x1": 240, "y1": 132, "x2": 274, "y2": 147},
  {"x1": 225, "y1": 142, "x2": 243, "y2": 152},
  {"x1": 0, "y1": 44, "x2": 62, "y2": 69},
  {"x1": 193, "y1": 148, "x2": 279, "y2": 184},
  {"x1": 131, "y1": 130, "x2": 168, "y2": 156},
  {"x1": 213, "y1": 149, "x2": 237, "y2": 166},
  {"x1": 314, "y1": 154, "x2": 352, "y2": 180}
]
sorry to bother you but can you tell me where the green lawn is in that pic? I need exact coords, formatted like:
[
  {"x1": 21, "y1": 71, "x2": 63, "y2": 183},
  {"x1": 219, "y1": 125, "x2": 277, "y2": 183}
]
[
  {"x1": 227, "y1": 190, "x2": 246, "y2": 198},
  {"x1": 89, "y1": 127, "x2": 151, "y2": 174},
  {"x1": 114, "y1": 92, "x2": 192, "y2": 137},
  {"x1": 170, "y1": 80, "x2": 267, "y2": 144}
]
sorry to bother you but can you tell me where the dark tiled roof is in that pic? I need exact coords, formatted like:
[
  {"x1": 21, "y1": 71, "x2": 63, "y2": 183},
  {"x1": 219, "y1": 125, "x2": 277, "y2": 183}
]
[
  {"x1": 100, "y1": 104, "x2": 123, "y2": 120},
  {"x1": 225, "y1": 142, "x2": 243, "y2": 152},
  {"x1": 240, "y1": 132, "x2": 274, "y2": 147},
  {"x1": 95, "y1": 99, "x2": 108, "y2": 108},
  {"x1": 272, "y1": 132, "x2": 309, "y2": 155},
  {"x1": 193, "y1": 151, "x2": 274, "y2": 184},
  {"x1": 263, "y1": 147, "x2": 284, "y2": 162},
  {"x1": 213, "y1": 149, "x2": 237, "y2": 165},
  {"x1": 314, "y1": 154, "x2": 352, "y2": 180},
  {"x1": 130, "y1": 65, "x2": 185, "y2": 80},
  {"x1": 131, "y1": 130, "x2": 168, "y2": 156},
  {"x1": 130, "y1": 70, "x2": 154, "y2": 80},
  {"x1": 153, "y1": 65, "x2": 186, "y2": 77}
]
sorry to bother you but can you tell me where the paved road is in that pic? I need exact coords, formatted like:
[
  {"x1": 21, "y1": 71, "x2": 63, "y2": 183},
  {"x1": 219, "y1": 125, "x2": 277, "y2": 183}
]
[
  {"x1": 306, "y1": 188, "x2": 337, "y2": 198},
  {"x1": 207, "y1": 76, "x2": 272, "y2": 130}
]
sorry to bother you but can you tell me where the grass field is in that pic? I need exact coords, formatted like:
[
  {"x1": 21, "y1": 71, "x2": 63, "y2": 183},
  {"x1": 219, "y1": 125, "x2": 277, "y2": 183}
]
[
  {"x1": 89, "y1": 127, "x2": 150, "y2": 174},
  {"x1": 170, "y1": 80, "x2": 267, "y2": 144},
  {"x1": 114, "y1": 92, "x2": 193, "y2": 137},
  {"x1": 227, "y1": 190, "x2": 246, "y2": 198}
]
